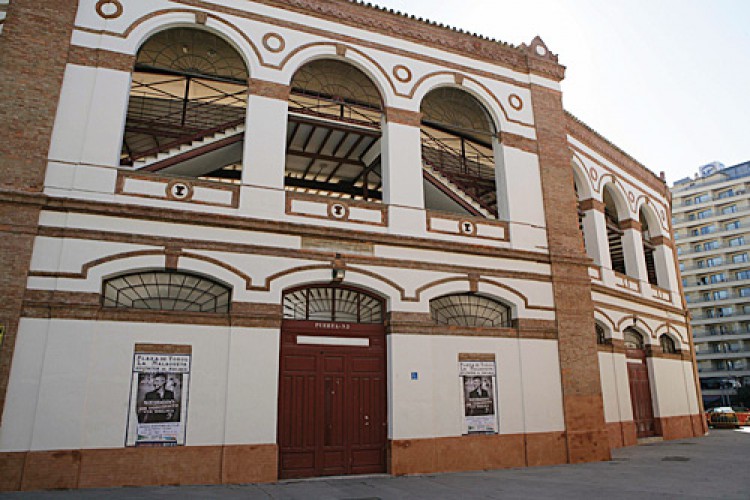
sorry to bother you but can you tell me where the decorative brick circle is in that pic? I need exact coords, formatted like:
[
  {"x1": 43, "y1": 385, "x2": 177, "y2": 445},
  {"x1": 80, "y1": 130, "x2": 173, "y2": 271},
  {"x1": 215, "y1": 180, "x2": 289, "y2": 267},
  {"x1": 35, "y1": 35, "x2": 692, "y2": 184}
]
[
  {"x1": 393, "y1": 65, "x2": 412, "y2": 83},
  {"x1": 262, "y1": 33, "x2": 286, "y2": 53},
  {"x1": 95, "y1": 0, "x2": 123, "y2": 19},
  {"x1": 166, "y1": 181, "x2": 193, "y2": 201},
  {"x1": 459, "y1": 220, "x2": 477, "y2": 236},
  {"x1": 508, "y1": 93, "x2": 523, "y2": 111},
  {"x1": 328, "y1": 202, "x2": 349, "y2": 220}
]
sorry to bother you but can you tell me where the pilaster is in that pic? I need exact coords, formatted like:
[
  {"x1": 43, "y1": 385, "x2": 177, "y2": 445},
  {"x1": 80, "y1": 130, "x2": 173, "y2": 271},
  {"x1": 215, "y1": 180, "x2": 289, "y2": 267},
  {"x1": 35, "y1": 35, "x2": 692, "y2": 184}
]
[
  {"x1": 529, "y1": 81, "x2": 610, "y2": 463},
  {"x1": 0, "y1": 0, "x2": 81, "y2": 420}
]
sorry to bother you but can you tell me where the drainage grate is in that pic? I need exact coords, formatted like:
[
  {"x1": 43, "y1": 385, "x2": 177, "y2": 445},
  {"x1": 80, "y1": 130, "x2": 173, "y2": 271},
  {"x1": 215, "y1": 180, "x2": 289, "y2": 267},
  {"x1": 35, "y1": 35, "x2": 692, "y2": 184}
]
[{"x1": 662, "y1": 456, "x2": 690, "y2": 462}]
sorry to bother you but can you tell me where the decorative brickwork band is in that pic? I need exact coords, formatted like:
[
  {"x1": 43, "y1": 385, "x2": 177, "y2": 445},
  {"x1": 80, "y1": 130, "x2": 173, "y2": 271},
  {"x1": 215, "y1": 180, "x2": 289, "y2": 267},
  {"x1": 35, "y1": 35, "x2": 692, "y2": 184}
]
[{"x1": 248, "y1": 79, "x2": 290, "y2": 101}]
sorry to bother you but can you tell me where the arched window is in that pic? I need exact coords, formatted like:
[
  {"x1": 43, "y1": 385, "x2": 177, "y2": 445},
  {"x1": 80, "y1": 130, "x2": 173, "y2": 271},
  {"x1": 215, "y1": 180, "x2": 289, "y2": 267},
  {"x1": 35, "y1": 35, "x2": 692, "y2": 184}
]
[
  {"x1": 103, "y1": 270, "x2": 231, "y2": 312},
  {"x1": 430, "y1": 294, "x2": 511, "y2": 328},
  {"x1": 596, "y1": 324, "x2": 607, "y2": 345},
  {"x1": 640, "y1": 207, "x2": 659, "y2": 286},
  {"x1": 121, "y1": 28, "x2": 249, "y2": 182},
  {"x1": 285, "y1": 59, "x2": 383, "y2": 201},
  {"x1": 660, "y1": 334, "x2": 677, "y2": 354},
  {"x1": 420, "y1": 88, "x2": 498, "y2": 219},
  {"x1": 282, "y1": 285, "x2": 383, "y2": 323},
  {"x1": 603, "y1": 185, "x2": 626, "y2": 275},
  {"x1": 623, "y1": 327, "x2": 644, "y2": 350}
]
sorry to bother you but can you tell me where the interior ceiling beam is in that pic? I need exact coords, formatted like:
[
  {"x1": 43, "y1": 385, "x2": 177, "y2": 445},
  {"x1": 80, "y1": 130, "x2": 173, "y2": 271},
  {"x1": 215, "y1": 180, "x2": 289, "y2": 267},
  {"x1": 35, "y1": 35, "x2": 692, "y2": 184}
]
[
  {"x1": 288, "y1": 113, "x2": 380, "y2": 138},
  {"x1": 288, "y1": 150, "x2": 366, "y2": 168},
  {"x1": 286, "y1": 122, "x2": 300, "y2": 149},
  {"x1": 284, "y1": 176, "x2": 382, "y2": 200},
  {"x1": 324, "y1": 134, "x2": 367, "y2": 183}
]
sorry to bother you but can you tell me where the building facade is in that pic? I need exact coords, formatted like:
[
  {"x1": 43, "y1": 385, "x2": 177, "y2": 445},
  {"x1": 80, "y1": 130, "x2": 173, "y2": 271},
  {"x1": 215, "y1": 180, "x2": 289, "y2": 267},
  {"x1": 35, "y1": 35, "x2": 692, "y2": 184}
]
[
  {"x1": 0, "y1": 0, "x2": 703, "y2": 491},
  {"x1": 673, "y1": 161, "x2": 750, "y2": 407}
]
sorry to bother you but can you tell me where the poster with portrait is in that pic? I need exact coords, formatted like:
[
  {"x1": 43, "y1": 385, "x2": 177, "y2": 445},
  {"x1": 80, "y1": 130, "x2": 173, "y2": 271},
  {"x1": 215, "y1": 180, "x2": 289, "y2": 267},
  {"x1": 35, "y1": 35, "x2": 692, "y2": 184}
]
[
  {"x1": 459, "y1": 359, "x2": 498, "y2": 434},
  {"x1": 126, "y1": 350, "x2": 191, "y2": 446}
]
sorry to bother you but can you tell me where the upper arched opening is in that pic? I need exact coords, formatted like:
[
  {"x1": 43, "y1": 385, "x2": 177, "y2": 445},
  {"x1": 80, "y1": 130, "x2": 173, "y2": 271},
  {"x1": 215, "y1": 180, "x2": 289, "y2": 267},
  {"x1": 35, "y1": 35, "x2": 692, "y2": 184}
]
[
  {"x1": 603, "y1": 184, "x2": 627, "y2": 275},
  {"x1": 420, "y1": 87, "x2": 498, "y2": 219},
  {"x1": 121, "y1": 27, "x2": 249, "y2": 182},
  {"x1": 284, "y1": 59, "x2": 384, "y2": 201},
  {"x1": 429, "y1": 293, "x2": 511, "y2": 328}
]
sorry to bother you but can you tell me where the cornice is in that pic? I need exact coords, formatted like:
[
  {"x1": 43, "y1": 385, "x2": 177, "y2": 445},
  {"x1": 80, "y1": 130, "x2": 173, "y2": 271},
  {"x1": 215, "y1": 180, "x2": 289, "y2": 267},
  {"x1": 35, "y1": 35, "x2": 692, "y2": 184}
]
[
  {"x1": 565, "y1": 111, "x2": 667, "y2": 196},
  {"x1": 244, "y1": 0, "x2": 566, "y2": 81}
]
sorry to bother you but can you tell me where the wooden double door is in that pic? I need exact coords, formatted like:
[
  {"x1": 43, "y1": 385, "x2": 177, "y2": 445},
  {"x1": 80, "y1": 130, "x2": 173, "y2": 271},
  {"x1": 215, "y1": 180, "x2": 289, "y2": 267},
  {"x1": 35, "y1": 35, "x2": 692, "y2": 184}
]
[
  {"x1": 278, "y1": 321, "x2": 387, "y2": 479},
  {"x1": 626, "y1": 349, "x2": 657, "y2": 438}
]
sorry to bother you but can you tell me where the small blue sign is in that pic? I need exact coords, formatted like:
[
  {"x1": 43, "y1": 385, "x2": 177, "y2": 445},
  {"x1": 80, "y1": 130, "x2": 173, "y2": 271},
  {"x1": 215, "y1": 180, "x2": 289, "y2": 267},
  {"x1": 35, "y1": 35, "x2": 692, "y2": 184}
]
[{"x1": 411, "y1": 372, "x2": 418, "y2": 380}]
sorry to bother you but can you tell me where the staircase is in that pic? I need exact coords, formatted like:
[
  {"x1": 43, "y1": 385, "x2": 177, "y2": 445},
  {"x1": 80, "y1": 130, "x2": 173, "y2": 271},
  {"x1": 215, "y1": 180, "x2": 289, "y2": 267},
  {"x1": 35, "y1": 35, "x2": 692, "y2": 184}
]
[
  {"x1": 420, "y1": 131, "x2": 498, "y2": 218},
  {"x1": 422, "y1": 162, "x2": 494, "y2": 218},
  {"x1": 131, "y1": 120, "x2": 245, "y2": 171}
]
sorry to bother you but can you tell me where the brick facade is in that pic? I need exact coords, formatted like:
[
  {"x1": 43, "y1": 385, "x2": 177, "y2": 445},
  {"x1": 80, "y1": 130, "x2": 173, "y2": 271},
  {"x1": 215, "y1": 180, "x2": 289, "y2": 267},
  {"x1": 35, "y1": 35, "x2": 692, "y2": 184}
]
[{"x1": 0, "y1": 0, "x2": 80, "y2": 420}]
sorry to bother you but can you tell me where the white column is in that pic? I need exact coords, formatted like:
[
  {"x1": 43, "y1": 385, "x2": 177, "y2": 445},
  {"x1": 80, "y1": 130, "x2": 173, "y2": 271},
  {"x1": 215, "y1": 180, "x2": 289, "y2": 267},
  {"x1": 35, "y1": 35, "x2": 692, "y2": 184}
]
[
  {"x1": 240, "y1": 94, "x2": 289, "y2": 218},
  {"x1": 622, "y1": 227, "x2": 647, "y2": 281},
  {"x1": 48, "y1": 64, "x2": 131, "y2": 168},
  {"x1": 381, "y1": 117, "x2": 425, "y2": 235},
  {"x1": 582, "y1": 209, "x2": 610, "y2": 268},
  {"x1": 654, "y1": 244, "x2": 679, "y2": 292}
]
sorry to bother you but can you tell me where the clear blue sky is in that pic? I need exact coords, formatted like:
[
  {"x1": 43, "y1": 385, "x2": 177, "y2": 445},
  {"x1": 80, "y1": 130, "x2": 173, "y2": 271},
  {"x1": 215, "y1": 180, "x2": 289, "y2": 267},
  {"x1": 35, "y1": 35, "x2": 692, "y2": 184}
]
[{"x1": 370, "y1": 0, "x2": 750, "y2": 185}]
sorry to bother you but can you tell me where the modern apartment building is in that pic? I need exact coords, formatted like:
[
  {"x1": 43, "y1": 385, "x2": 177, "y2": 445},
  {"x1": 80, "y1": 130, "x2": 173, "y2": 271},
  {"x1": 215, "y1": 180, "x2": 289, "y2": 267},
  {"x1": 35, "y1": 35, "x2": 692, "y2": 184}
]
[{"x1": 673, "y1": 161, "x2": 750, "y2": 407}]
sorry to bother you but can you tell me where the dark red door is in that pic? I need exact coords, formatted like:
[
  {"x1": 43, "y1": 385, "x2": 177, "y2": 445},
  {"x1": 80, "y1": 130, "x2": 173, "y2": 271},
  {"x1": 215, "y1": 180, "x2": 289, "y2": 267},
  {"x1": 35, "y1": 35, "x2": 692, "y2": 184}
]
[
  {"x1": 278, "y1": 321, "x2": 387, "y2": 479},
  {"x1": 626, "y1": 349, "x2": 657, "y2": 438}
]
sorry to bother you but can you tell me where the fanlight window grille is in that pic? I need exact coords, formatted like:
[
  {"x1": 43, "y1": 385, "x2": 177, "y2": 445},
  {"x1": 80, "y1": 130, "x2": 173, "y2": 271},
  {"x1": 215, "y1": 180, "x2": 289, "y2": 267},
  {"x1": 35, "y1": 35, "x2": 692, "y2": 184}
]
[
  {"x1": 623, "y1": 327, "x2": 644, "y2": 349},
  {"x1": 283, "y1": 286, "x2": 383, "y2": 324},
  {"x1": 596, "y1": 324, "x2": 607, "y2": 345},
  {"x1": 660, "y1": 334, "x2": 677, "y2": 354},
  {"x1": 430, "y1": 294, "x2": 511, "y2": 328},
  {"x1": 103, "y1": 271, "x2": 231, "y2": 313}
]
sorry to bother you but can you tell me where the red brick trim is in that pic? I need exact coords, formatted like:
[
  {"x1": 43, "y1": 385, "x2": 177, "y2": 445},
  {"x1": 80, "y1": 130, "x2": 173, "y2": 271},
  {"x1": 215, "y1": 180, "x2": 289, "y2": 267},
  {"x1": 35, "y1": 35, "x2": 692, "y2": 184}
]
[
  {"x1": 248, "y1": 78, "x2": 290, "y2": 100},
  {"x1": 619, "y1": 218, "x2": 642, "y2": 231},
  {"x1": 500, "y1": 132, "x2": 537, "y2": 154},
  {"x1": 67, "y1": 45, "x2": 134, "y2": 72},
  {"x1": 579, "y1": 198, "x2": 604, "y2": 212},
  {"x1": 23, "y1": 194, "x2": 553, "y2": 264},
  {"x1": 605, "y1": 421, "x2": 637, "y2": 448},
  {"x1": 386, "y1": 312, "x2": 557, "y2": 339},
  {"x1": 385, "y1": 107, "x2": 422, "y2": 127},
  {"x1": 566, "y1": 113, "x2": 667, "y2": 197},
  {"x1": 656, "y1": 414, "x2": 706, "y2": 441},
  {"x1": 0, "y1": 444, "x2": 277, "y2": 491},
  {"x1": 389, "y1": 431, "x2": 567, "y2": 475}
]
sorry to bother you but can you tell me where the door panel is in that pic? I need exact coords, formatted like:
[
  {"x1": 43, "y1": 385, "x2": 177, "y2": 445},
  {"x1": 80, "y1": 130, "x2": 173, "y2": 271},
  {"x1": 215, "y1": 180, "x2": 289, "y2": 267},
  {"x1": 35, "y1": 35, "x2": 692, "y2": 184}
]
[
  {"x1": 278, "y1": 322, "x2": 386, "y2": 479},
  {"x1": 626, "y1": 351, "x2": 657, "y2": 438}
]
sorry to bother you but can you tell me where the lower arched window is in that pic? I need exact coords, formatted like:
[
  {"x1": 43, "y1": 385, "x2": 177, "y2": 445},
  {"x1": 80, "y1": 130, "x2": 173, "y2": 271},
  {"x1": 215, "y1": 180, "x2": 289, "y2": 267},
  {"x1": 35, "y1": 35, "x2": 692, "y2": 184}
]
[
  {"x1": 596, "y1": 324, "x2": 607, "y2": 345},
  {"x1": 282, "y1": 285, "x2": 383, "y2": 323},
  {"x1": 103, "y1": 270, "x2": 231, "y2": 313},
  {"x1": 660, "y1": 334, "x2": 677, "y2": 354},
  {"x1": 430, "y1": 294, "x2": 511, "y2": 327},
  {"x1": 623, "y1": 327, "x2": 644, "y2": 349}
]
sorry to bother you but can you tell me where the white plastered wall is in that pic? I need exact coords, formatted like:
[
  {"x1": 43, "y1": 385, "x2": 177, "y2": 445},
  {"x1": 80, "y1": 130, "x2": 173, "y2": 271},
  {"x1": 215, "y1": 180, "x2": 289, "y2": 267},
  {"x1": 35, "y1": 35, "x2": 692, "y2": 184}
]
[
  {"x1": 388, "y1": 335, "x2": 564, "y2": 439},
  {"x1": 648, "y1": 357, "x2": 700, "y2": 418},
  {"x1": 0, "y1": 319, "x2": 280, "y2": 452},
  {"x1": 597, "y1": 352, "x2": 633, "y2": 423}
]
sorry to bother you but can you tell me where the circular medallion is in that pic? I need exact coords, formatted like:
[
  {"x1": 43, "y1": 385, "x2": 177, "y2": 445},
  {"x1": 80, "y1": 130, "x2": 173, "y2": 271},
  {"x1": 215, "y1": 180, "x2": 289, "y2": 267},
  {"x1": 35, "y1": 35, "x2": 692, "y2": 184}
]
[
  {"x1": 535, "y1": 44, "x2": 547, "y2": 56},
  {"x1": 459, "y1": 220, "x2": 476, "y2": 236},
  {"x1": 166, "y1": 181, "x2": 193, "y2": 201},
  {"x1": 393, "y1": 65, "x2": 412, "y2": 83},
  {"x1": 328, "y1": 202, "x2": 349, "y2": 220},
  {"x1": 508, "y1": 93, "x2": 523, "y2": 111},
  {"x1": 262, "y1": 33, "x2": 285, "y2": 53},
  {"x1": 95, "y1": 0, "x2": 123, "y2": 19}
]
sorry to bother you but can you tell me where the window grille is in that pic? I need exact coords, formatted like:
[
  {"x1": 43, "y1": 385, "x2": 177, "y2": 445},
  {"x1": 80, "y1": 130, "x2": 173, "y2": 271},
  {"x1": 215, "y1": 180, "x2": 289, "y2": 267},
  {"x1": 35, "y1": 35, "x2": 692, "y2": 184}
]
[
  {"x1": 623, "y1": 327, "x2": 644, "y2": 349},
  {"x1": 660, "y1": 334, "x2": 677, "y2": 354},
  {"x1": 282, "y1": 286, "x2": 383, "y2": 324},
  {"x1": 103, "y1": 271, "x2": 231, "y2": 313},
  {"x1": 596, "y1": 324, "x2": 607, "y2": 345},
  {"x1": 430, "y1": 294, "x2": 511, "y2": 328}
]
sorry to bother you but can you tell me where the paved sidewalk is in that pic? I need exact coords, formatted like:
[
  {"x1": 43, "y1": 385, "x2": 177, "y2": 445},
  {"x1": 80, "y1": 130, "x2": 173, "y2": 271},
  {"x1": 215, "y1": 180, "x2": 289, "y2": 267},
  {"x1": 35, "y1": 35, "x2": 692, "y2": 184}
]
[{"x1": 3, "y1": 429, "x2": 750, "y2": 499}]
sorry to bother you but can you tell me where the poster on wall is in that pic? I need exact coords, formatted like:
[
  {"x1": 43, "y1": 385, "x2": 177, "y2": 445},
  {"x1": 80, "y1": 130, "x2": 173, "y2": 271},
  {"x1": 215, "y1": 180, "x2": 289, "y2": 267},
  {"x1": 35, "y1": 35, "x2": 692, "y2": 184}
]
[
  {"x1": 126, "y1": 346, "x2": 191, "y2": 447},
  {"x1": 459, "y1": 357, "x2": 498, "y2": 434}
]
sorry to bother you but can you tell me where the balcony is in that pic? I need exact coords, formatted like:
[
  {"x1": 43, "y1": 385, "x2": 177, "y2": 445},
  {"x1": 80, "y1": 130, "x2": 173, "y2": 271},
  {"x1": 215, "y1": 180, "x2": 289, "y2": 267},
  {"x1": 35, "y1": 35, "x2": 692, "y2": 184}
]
[{"x1": 672, "y1": 204, "x2": 750, "y2": 226}]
